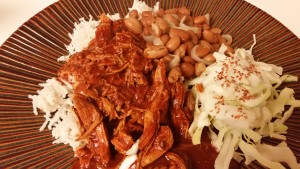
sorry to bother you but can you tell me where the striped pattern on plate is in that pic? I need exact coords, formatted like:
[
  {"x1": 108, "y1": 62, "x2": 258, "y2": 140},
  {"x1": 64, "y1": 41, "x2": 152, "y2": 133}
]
[{"x1": 0, "y1": 0, "x2": 299, "y2": 168}]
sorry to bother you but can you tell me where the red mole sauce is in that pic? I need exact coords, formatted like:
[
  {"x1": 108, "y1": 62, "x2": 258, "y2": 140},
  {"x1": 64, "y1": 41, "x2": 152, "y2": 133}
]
[
  {"x1": 73, "y1": 129, "x2": 240, "y2": 169},
  {"x1": 145, "y1": 130, "x2": 241, "y2": 169},
  {"x1": 66, "y1": 15, "x2": 241, "y2": 169}
]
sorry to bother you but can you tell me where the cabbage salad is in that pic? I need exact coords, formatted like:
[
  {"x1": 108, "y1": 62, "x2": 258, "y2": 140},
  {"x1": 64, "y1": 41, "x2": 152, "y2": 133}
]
[{"x1": 188, "y1": 36, "x2": 300, "y2": 169}]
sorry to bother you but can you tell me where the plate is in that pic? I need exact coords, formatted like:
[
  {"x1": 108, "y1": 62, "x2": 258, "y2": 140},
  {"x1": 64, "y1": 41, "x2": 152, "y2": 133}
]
[{"x1": 0, "y1": 0, "x2": 299, "y2": 168}]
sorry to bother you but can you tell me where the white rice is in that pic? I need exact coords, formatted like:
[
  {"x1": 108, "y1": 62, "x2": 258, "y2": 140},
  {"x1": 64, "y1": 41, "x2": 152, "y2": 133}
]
[
  {"x1": 57, "y1": 16, "x2": 99, "y2": 62},
  {"x1": 128, "y1": 0, "x2": 160, "y2": 15},
  {"x1": 29, "y1": 78, "x2": 85, "y2": 150},
  {"x1": 106, "y1": 13, "x2": 121, "y2": 21}
]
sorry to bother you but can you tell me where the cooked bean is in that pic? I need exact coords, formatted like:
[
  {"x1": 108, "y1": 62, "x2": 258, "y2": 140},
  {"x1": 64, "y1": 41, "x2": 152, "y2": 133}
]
[
  {"x1": 146, "y1": 42, "x2": 154, "y2": 47},
  {"x1": 141, "y1": 16, "x2": 155, "y2": 27},
  {"x1": 160, "y1": 35, "x2": 170, "y2": 45},
  {"x1": 166, "y1": 36, "x2": 181, "y2": 52},
  {"x1": 165, "y1": 8, "x2": 178, "y2": 14},
  {"x1": 174, "y1": 44, "x2": 187, "y2": 58},
  {"x1": 152, "y1": 23, "x2": 161, "y2": 36},
  {"x1": 195, "y1": 62, "x2": 206, "y2": 76},
  {"x1": 156, "y1": 9, "x2": 165, "y2": 17},
  {"x1": 169, "y1": 28, "x2": 190, "y2": 42},
  {"x1": 143, "y1": 26, "x2": 152, "y2": 36},
  {"x1": 185, "y1": 41, "x2": 194, "y2": 56},
  {"x1": 210, "y1": 28, "x2": 222, "y2": 34},
  {"x1": 203, "y1": 30, "x2": 218, "y2": 43},
  {"x1": 183, "y1": 15, "x2": 194, "y2": 26},
  {"x1": 163, "y1": 55, "x2": 173, "y2": 64},
  {"x1": 124, "y1": 18, "x2": 143, "y2": 34},
  {"x1": 203, "y1": 53, "x2": 216, "y2": 63},
  {"x1": 212, "y1": 43, "x2": 220, "y2": 51},
  {"x1": 182, "y1": 56, "x2": 196, "y2": 64},
  {"x1": 180, "y1": 62, "x2": 195, "y2": 78},
  {"x1": 168, "y1": 67, "x2": 182, "y2": 83},
  {"x1": 225, "y1": 45, "x2": 234, "y2": 54},
  {"x1": 140, "y1": 17, "x2": 147, "y2": 26},
  {"x1": 177, "y1": 7, "x2": 190, "y2": 16},
  {"x1": 142, "y1": 11, "x2": 153, "y2": 17},
  {"x1": 198, "y1": 40, "x2": 214, "y2": 52},
  {"x1": 193, "y1": 24, "x2": 203, "y2": 39},
  {"x1": 202, "y1": 23, "x2": 210, "y2": 30},
  {"x1": 155, "y1": 17, "x2": 168, "y2": 34},
  {"x1": 195, "y1": 45, "x2": 210, "y2": 58},
  {"x1": 193, "y1": 15, "x2": 206, "y2": 24},
  {"x1": 144, "y1": 45, "x2": 168, "y2": 59},
  {"x1": 187, "y1": 30, "x2": 198, "y2": 45},
  {"x1": 217, "y1": 34, "x2": 226, "y2": 45},
  {"x1": 163, "y1": 14, "x2": 179, "y2": 26},
  {"x1": 129, "y1": 10, "x2": 138, "y2": 19}
]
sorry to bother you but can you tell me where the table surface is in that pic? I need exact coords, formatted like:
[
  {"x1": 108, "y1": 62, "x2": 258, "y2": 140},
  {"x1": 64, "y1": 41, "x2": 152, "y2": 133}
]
[{"x1": 0, "y1": 0, "x2": 300, "y2": 46}]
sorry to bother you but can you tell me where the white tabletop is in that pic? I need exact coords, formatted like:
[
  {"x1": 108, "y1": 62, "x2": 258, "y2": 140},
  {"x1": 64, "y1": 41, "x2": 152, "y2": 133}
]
[{"x1": 0, "y1": 0, "x2": 300, "y2": 46}]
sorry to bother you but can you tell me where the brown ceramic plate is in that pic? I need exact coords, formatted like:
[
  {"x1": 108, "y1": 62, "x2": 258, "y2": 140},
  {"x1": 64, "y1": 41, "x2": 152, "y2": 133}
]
[{"x1": 0, "y1": 0, "x2": 299, "y2": 168}]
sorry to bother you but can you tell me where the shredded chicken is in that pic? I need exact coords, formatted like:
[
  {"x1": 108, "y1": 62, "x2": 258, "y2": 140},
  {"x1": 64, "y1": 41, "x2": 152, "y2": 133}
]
[{"x1": 58, "y1": 14, "x2": 192, "y2": 168}]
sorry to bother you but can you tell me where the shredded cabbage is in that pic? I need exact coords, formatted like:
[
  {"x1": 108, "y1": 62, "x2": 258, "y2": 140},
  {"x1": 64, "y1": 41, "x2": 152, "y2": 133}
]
[{"x1": 188, "y1": 35, "x2": 300, "y2": 169}]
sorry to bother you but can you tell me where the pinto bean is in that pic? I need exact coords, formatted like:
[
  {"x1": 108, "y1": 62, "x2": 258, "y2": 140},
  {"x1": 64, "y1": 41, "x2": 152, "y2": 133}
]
[
  {"x1": 182, "y1": 56, "x2": 196, "y2": 64},
  {"x1": 187, "y1": 30, "x2": 198, "y2": 45},
  {"x1": 163, "y1": 14, "x2": 179, "y2": 26},
  {"x1": 174, "y1": 44, "x2": 187, "y2": 58},
  {"x1": 156, "y1": 9, "x2": 165, "y2": 17},
  {"x1": 193, "y1": 24, "x2": 203, "y2": 38},
  {"x1": 193, "y1": 15, "x2": 206, "y2": 24},
  {"x1": 195, "y1": 45, "x2": 210, "y2": 58},
  {"x1": 195, "y1": 62, "x2": 206, "y2": 76},
  {"x1": 165, "y1": 8, "x2": 178, "y2": 14},
  {"x1": 210, "y1": 28, "x2": 222, "y2": 34},
  {"x1": 203, "y1": 53, "x2": 216, "y2": 63},
  {"x1": 212, "y1": 43, "x2": 220, "y2": 51},
  {"x1": 142, "y1": 11, "x2": 153, "y2": 17},
  {"x1": 217, "y1": 34, "x2": 227, "y2": 45},
  {"x1": 185, "y1": 41, "x2": 194, "y2": 56},
  {"x1": 152, "y1": 23, "x2": 161, "y2": 36},
  {"x1": 225, "y1": 45, "x2": 235, "y2": 54},
  {"x1": 203, "y1": 30, "x2": 218, "y2": 43},
  {"x1": 169, "y1": 28, "x2": 190, "y2": 42},
  {"x1": 146, "y1": 42, "x2": 154, "y2": 47},
  {"x1": 202, "y1": 23, "x2": 210, "y2": 30},
  {"x1": 168, "y1": 67, "x2": 182, "y2": 83},
  {"x1": 166, "y1": 36, "x2": 181, "y2": 52},
  {"x1": 177, "y1": 7, "x2": 190, "y2": 16},
  {"x1": 198, "y1": 40, "x2": 214, "y2": 52},
  {"x1": 143, "y1": 26, "x2": 152, "y2": 36},
  {"x1": 155, "y1": 17, "x2": 168, "y2": 34},
  {"x1": 144, "y1": 45, "x2": 168, "y2": 59},
  {"x1": 124, "y1": 17, "x2": 143, "y2": 34},
  {"x1": 180, "y1": 62, "x2": 195, "y2": 78},
  {"x1": 141, "y1": 15, "x2": 155, "y2": 27},
  {"x1": 160, "y1": 34, "x2": 170, "y2": 45},
  {"x1": 129, "y1": 10, "x2": 138, "y2": 19},
  {"x1": 180, "y1": 15, "x2": 193, "y2": 26},
  {"x1": 163, "y1": 55, "x2": 173, "y2": 64}
]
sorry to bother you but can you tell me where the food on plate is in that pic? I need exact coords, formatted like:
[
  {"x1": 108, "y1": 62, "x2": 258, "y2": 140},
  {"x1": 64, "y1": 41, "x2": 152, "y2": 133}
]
[
  {"x1": 188, "y1": 41, "x2": 300, "y2": 169},
  {"x1": 29, "y1": 0, "x2": 300, "y2": 168}
]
